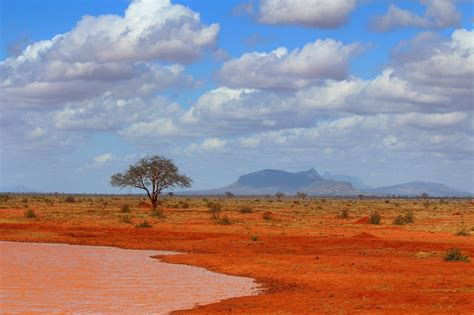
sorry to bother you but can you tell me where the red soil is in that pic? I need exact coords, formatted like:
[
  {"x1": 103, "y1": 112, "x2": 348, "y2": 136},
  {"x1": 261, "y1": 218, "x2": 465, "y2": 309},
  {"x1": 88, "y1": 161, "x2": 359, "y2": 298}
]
[
  {"x1": 354, "y1": 216, "x2": 369, "y2": 224},
  {"x1": 1, "y1": 219, "x2": 473, "y2": 314}
]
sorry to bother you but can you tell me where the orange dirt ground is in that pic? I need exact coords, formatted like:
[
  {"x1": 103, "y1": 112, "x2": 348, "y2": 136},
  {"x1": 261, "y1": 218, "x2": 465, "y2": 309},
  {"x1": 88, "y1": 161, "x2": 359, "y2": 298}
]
[{"x1": 0, "y1": 195, "x2": 473, "y2": 314}]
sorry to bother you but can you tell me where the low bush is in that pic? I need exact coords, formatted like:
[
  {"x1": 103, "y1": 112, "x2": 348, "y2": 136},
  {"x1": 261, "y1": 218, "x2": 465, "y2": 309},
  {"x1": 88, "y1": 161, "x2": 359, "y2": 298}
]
[
  {"x1": 251, "y1": 235, "x2": 258, "y2": 241},
  {"x1": 393, "y1": 215, "x2": 405, "y2": 225},
  {"x1": 455, "y1": 229, "x2": 470, "y2": 236},
  {"x1": 393, "y1": 211, "x2": 414, "y2": 225},
  {"x1": 443, "y1": 248, "x2": 469, "y2": 262},
  {"x1": 262, "y1": 211, "x2": 274, "y2": 221},
  {"x1": 135, "y1": 220, "x2": 152, "y2": 228},
  {"x1": 64, "y1": 196, "x2": 76, "y2": 203},
  {"x1": 240, "y1": 206, "x2": 253, "y2": 214},
  {"x1": 368, "y1": 211, "x2": 381, "y2": 224},
  {"x1": 404, "y1": 211, "x2": 414, "y2": 223},
  {"x1": 24, "y1": 209, "x2": 36, "y2": 218},
  {"x1": 121, "y1": 204, "x2": 130, "y2": 213},
  {"x1": 339, "y1": 209, "x2": 349, "y2": 219},
  {"x1": 207, "y1": 201, "x2": 222, "y2": 220}
]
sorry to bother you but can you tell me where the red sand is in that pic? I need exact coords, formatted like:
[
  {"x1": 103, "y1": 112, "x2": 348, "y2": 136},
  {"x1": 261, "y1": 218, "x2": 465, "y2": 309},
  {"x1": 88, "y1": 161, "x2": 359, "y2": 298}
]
[{"x1": 1, "y1": 220, "x2": 473, "y2": 314}]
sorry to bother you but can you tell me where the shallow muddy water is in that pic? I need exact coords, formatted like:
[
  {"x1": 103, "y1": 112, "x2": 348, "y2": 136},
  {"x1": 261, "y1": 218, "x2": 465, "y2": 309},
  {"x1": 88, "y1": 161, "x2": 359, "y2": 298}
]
[{"x1": 0, "y1": 241, "x2": 258, "y2": 314}]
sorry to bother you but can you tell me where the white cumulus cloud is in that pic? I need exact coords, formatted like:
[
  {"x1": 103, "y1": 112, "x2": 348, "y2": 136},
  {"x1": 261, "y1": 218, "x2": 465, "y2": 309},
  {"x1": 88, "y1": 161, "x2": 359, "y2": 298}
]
[{"x1": 258, "y1": 0, "x2": 357, "y2": 28}]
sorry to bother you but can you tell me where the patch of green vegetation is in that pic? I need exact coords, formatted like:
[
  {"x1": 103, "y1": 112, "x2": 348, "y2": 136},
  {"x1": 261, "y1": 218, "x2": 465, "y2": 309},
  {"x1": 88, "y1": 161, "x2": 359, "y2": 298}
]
[
  {"x1": 443, "y1": 248, "x2": 469, "y2": 262},
  {"x1": 369, "y1": 211, "x2": 381, "y2": 225},
  {"x1": 251, "y1": 235, "x2": 258, "y2": 241}
]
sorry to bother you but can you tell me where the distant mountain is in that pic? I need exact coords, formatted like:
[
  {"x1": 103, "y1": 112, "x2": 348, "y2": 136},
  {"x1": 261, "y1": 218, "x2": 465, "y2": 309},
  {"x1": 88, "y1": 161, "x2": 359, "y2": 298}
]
[
  {"x1": 363, "y1": 182, "x2": 471, "y2": 197},
  {"x1": 0, "y1": 185, "x2": 39, "y2": 193},
  {"x1": 187, "y1": 169, "x2": 471, "y2": 197},
  {"x1": 191, "y1": 168, "x2": 357, "y2": 196},
  {"x1": 322, "y1": 172, "x2": 371, "y2": 189}
]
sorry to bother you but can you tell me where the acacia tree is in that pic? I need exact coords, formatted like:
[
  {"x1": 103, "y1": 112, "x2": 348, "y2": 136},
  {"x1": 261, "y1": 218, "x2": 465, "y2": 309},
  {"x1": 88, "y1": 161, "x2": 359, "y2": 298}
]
[{"x1": 111, "y1": 155, "x2": 192, "y2": 210}]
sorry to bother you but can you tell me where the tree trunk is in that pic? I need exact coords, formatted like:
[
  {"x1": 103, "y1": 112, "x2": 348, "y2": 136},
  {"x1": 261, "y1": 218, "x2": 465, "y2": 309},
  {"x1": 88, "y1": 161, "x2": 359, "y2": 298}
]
[{"x1": 151, "y1": 198, "x2": 158, "y2": 210}]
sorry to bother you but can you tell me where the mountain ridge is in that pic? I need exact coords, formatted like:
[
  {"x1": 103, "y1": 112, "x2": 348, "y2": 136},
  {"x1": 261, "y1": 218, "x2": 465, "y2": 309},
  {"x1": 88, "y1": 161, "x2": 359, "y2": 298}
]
[{"x1": 188, "y1": 169, "x2": 471, "y2": 197}]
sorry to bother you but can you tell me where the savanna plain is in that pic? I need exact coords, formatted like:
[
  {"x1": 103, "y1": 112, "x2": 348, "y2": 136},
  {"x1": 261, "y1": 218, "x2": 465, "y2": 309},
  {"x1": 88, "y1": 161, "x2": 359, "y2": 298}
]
[{"x1": 0, "y1": 194, "x2": 473, "y2": 314}]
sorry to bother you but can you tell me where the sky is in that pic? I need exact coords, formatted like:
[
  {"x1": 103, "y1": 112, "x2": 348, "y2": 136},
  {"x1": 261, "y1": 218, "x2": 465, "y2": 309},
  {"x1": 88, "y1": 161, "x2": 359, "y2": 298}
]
[{"x1": 0, "y1": 0, "x2": 473, "y2": 193}]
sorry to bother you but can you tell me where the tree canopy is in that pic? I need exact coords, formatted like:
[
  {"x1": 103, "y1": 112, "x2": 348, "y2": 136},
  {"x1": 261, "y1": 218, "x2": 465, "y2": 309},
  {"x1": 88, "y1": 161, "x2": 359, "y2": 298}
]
[{"x1": 111, "y1": 155, "x2": 192, "y2": 209}]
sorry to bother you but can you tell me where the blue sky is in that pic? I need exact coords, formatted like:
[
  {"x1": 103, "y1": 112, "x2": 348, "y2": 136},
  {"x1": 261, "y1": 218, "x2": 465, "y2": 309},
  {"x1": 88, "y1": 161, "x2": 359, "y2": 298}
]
[{"x1": 0, "y1": 0, "x2": 473, "y2": 193}]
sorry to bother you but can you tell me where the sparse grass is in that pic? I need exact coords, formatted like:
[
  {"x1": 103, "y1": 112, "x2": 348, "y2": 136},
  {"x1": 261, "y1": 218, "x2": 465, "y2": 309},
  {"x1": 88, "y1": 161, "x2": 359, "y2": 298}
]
[
  {"x1": 135, "y1": 219, "x2": 152, "y2": 228},
  {"x1": 24, "y1": 209, "x2": 36, "y2": 218},
  {"x1": 404, "y1": 210, "x2": 414, "y2": 223},
  {"x1": 119, "y1": 215, "x2": 132, "y2": 224},
  {"x1": 443, "y1": 248, "x2": 469, "y2": 262},
  {"x1": 173, "y1": 201, "x2": 189, "y2": 209},
  {"x1": 369, "y1": 211, "x2": 381, "y2": 225},
  {"x1": 216, "y1": 215, "x2": 231, "y2": 225},
  {"x1": 151, "y1": 208, "x2": 166, "y2": 218}
]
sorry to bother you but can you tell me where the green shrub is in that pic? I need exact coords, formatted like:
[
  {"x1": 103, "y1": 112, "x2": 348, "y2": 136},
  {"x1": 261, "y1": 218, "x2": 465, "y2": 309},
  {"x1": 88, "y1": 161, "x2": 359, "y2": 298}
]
[
  {"x1": 251, "y1": 235, "x2": 258, "y2": 241},
  {"x1": 24, "y1": 209, "x2": 36, "y2": 218},
  {"x1": 135, "y1": 220, "x2": 152, "y2": 228},
  {"x1": 121, "y1": 204, "x2": 130, "y2": 213},
  {"x1": 240, "y1": 206, "x2": 253, "y2": 214},
  {"x1": 443, "y1": 248, "x2": 469, "y2": 262},
  {"x1": 369, "y1": 211, "x2": 381, "y2": 224}
]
